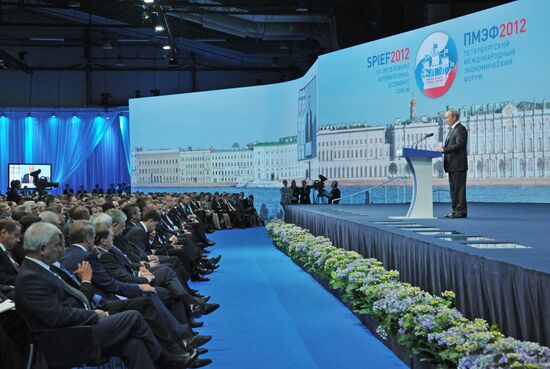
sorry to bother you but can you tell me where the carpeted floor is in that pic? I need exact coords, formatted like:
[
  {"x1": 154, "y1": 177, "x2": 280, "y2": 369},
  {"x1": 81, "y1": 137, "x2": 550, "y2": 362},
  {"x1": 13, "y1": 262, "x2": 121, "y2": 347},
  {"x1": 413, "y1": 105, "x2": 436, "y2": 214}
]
[{"x1": 191, "y1": 227, "x2": 407, "y2": 369}]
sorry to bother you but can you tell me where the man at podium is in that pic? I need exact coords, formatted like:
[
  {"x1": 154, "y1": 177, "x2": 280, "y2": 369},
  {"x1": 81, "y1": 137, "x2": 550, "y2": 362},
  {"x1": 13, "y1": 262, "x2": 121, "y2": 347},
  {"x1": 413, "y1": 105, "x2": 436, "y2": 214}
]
[{"x1": 436, "y1": 109, "x2": 468, "y2": 218}]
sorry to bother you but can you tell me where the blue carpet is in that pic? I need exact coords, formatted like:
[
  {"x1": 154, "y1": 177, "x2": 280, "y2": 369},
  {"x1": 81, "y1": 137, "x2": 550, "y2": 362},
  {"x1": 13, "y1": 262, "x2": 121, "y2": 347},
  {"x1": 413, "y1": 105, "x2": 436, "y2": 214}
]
[{"x1": 191, "y1": 227, "x2": 408, "y2": 369}]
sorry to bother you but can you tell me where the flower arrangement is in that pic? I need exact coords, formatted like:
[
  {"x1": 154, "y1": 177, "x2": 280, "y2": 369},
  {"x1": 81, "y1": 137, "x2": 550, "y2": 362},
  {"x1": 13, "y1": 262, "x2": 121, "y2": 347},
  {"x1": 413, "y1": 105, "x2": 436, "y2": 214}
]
[{"x1": 266, "y1": 220, "x2": 550, "y2": 369}]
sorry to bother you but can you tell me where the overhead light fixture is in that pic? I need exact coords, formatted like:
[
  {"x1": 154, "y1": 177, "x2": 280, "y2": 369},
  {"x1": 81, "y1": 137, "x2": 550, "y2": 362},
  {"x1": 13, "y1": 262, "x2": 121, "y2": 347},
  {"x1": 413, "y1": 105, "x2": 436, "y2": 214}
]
[
  {"x1": 155, "y1": 25, "x2": 164, "y2": 32},
  {"x1": 101, "y1": 39, "x2": 113, "y2": 50},
  {"x1": 143, "y1": 0, "x2": 154, "y2": 3},
  {"x1": 118, "y1": 38, "x2": 150, "y2": 43},
  {"x1": 193, "y1": 38, "x2": 226, "y2": 43},
  {"x1": 30, "y1": 37, "x2": 65, "y2": 42},
  {"x1": 115, "y1": 55, "x2": 125, "y2": 67},
  {"x1": 162, "y1": 44, "x2": 171, "y2": 50},
  {"x1": 296, "y1": 0, "x2": 309, "y2": 12},
  {"x1": 51, "y1": 112, "x2": 57, "y2": 118},
  {"x1": 169, "y1": 57, "x2": 178, "y2": 66}
]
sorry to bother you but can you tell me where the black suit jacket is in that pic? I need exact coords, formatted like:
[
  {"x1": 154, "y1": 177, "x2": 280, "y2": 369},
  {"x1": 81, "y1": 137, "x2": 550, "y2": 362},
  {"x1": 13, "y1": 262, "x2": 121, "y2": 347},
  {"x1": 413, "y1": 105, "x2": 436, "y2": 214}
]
[
  {"x1": 99, "y1": 247, "x2": 148, "y2": 285},
  {"x1": 14, "y1": 259, "x2": 98, "y2": 330},
  {"x1": 0, "y1": 249, "x2": 18, "y2": 285},
  {"x1": 443, "y1": 123, "x2": 468, "y2": 173},
  {"x1": 114, "y1": 234, "x2": 148, "y2": 262},
  {"x1": 6, "y1": 189, "x2": 21, "y2": 203},
  {"x1": 125, "y1": 223, "x2": 152, "y2": 255},
  {"x1": 50, "y1": 263, "x2": 100, "y2": 307}
]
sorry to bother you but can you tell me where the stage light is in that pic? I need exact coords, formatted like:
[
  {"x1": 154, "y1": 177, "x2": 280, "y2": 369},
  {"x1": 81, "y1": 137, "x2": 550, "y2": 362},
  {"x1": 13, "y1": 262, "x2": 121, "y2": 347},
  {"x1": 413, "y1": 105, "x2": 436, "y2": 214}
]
[
  {"x1": 296, "y1": 0, "x2": 309, "y2": 12},
  {"x1": 155, "y1": 25, "x2": 164, "y2": 32},
  {"x1": 143, "y1": 0, "x2": 154, "y2": 3},
  {"x1": 101, "y1": 39, "x2": 113, "y2": 50},
  {"x1": 26, "y1": 112, "x2": 32, "y2": 117},
  {"x1": 51, "y1": 112, "x2": 57, "y2": 118},
  {"x1": 162, "y1": 44, "x2": 171, "y2": 50},
  {"x1": 0, "y1": 112, "x2": 5, "y2": 118}
]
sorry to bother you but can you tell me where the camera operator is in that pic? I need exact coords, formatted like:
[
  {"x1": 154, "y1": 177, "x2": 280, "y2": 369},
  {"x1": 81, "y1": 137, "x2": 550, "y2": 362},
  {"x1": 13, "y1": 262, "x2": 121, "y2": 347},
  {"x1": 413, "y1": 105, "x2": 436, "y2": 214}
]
[
  {"x1": 328, "y1": 181, "x2": 341, "y2": 204},
  {"x1": 312, "y1": 175, "x2": 328, "y2": 204},
  {"x1": 6, "y1": 180, "x2": 21, "y2": 203},
  {"x1": 299, "y1": 180, "x2": 312, "y2": 204},
  {"x1": 30, "y1": 169, "x2": 59, "y2": 197}
]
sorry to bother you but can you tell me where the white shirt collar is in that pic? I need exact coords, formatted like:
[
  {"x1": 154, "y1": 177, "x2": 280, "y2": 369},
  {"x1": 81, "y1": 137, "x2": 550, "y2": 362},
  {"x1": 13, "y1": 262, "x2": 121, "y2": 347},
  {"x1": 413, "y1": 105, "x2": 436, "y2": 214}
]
[
  {"x1": 72, "y1": 244, "x2": 88, "y2": 252},
  {"x1": 451, "y1": 121, "x2": 460, "y2": 130},
  {"x1": 140, "y1": 222, "x2": 148, "y2": 232},
  {"x1": 25, "y1": 256, "x2": 52, "y2": 272},
  {"x1": 96, "y1": 246, "x2": 109, "y2": 253},
  {"x1": 0, "y1": 243, "x2": 6, "y2": 253}
]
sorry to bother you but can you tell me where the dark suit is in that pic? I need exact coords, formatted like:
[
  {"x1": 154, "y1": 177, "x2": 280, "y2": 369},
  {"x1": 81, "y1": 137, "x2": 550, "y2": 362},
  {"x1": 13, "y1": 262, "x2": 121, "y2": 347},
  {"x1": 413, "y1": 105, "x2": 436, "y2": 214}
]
[
  {"x1": 6, "y1": 189, "x2": 21, "y2": 203},
  {"x1": 328, "y1": 188, "x2": 341, "y2": 204},
  {"x1": 443, "y1": 122, "x2": 468, "y2": 216},
  {"x1": 125, "y1": 224, "x2": 190, "y2": 278},
  {"x1": 0, "y1": 248, "x2": 19, "y2": 285},
  {"x1": 15, "y1": 259, "x2": 161, "y2": 369},
  {"x1": 126, "y1": 223, "x2": 153, "y2": 255},
  {"x1": 0, "y1": 289, "x2": 28, "y2": 369},
  {"x1": 61, "y1": 245, "x2": 141, "y2": 299},
  {"x1": 99, "y1": 246, "x2": 186, "y2": 299},
  {"x1": 51, "y1": 262, "x2": 179, "y2": 347}
]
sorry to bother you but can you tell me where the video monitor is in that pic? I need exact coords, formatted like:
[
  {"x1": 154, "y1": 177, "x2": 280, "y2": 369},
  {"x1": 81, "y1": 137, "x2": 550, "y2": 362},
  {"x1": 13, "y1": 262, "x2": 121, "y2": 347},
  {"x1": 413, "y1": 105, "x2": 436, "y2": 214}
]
[{"x1": 8, "y1": 163, "x2": 52, "y2": 189}]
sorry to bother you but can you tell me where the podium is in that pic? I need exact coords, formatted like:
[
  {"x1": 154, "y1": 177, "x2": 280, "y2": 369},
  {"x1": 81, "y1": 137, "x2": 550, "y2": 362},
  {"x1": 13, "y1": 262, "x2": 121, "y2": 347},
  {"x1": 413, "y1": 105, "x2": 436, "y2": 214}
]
[{"x1": 391, "y1": 148, "x2": 442, "y2": 219}]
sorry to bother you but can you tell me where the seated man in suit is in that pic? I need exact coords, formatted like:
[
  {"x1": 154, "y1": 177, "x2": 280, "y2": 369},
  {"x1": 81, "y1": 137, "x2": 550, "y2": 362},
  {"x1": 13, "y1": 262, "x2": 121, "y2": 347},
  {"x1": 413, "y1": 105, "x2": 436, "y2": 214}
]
[
  {"x1": 122, "y1": 203, "x2": 141, "y2": 235},
  {"x1": 61, "y1": 220, "x2": 194, "y2": 329},
  {"x1": 125, "y1": 209, "x2": 194, "y2": 284},
  {"x1": 53, "y1": 232, "x2": 208, "y2": 367},
  {"x1": 124, "y1": 211, "x2": 219, "y2": 316},
  {"x1": 0, "y1": 219, "x2": 21, "y2": 286},
  {"x1": 15, "y1": 222, "x2": 162, "y2": 369}
]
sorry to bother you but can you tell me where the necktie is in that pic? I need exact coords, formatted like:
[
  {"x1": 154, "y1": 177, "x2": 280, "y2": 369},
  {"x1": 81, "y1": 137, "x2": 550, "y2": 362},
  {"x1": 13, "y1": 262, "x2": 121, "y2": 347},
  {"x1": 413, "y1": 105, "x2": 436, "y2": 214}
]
[
  {"x1": 50, "y1": 264, "x2": 103, "y2": 308},
  {"x1": 112, "y1": 246, "x2": 132, "y2": 265},
  {"x1": 4, "y1": 250, "x2": 20, "y2": 272},
  {"x1": 49, "y1": 266, "x2": 92, "y2": 310}
]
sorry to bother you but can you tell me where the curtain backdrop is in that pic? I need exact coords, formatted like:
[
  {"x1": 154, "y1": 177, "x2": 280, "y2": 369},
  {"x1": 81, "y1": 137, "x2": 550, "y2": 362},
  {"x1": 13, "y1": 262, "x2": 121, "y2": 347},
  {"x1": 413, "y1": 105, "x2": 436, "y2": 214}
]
[{"x1": 0, "y1": 107, "x2": 130, "y2": 195}]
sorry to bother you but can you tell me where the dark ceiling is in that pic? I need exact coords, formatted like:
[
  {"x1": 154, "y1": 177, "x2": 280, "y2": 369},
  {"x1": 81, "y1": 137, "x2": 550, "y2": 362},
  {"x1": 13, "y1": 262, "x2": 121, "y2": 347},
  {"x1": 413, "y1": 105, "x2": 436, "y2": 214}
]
[{"x1": 0, "y1": 0, "x2": 512, "y2": 76}]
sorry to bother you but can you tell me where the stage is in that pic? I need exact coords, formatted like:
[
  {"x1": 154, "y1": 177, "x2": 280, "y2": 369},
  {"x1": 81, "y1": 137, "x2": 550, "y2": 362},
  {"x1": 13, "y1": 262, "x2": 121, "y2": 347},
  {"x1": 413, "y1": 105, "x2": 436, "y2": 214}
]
[{"x1": 284, "y1": 202, "x2": 550, "y2": 346}]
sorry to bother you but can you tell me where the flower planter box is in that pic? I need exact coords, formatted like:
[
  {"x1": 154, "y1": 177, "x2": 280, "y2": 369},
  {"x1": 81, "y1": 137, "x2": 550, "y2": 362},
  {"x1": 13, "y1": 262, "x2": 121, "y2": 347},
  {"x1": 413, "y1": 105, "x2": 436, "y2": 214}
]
[{"x1": 274, "y1": 241, "x2": 435, "y2": 369}]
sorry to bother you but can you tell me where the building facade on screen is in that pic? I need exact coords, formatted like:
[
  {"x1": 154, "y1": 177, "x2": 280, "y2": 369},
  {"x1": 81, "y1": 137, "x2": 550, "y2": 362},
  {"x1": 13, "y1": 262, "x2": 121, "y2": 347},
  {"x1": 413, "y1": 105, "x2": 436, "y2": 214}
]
[
  {"x1": 462, "y1": 101, "x2": 550, "y2": 179},
  {"x1": 131, "y1": 149, "x2": 181, "y2": 184},
  {"x1": 131, "y1": 98, "x2": 550, "y2": 187},
  {"x1": 211, "y1": 147, "x2": 253, "y2": 183},
  {"x1": 317, "y1": 123, "x2": 391, "y2": 180},
  {"x1": 252, "y1": 136, "x2": 307, "y2": 181}
]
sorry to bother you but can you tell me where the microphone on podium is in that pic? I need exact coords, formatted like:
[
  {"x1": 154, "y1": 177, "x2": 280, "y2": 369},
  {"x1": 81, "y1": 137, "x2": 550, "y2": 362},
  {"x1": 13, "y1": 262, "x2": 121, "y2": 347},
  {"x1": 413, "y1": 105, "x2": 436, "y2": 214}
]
[{"x1": 413, "y1": 133, "x2": 434, "y2": 149}]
